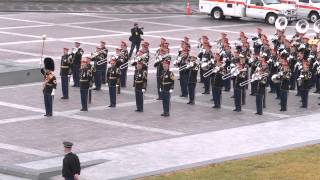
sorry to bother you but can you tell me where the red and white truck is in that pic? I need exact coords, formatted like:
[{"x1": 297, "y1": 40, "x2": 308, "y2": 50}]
[{"x1": 199, "y1": 0, "x2": 297, "y2": 24}]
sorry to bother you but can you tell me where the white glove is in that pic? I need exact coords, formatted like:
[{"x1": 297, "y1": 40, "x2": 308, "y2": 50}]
[
  {"x1": 142, "y1": 89, "x2": 146, "y2": 93},
  {"x1": 105, "y1": 83, "x2": 108, "y2": 87},
  {"x1": 159, "y1": 88, "x2": 162, "y2": 92},
  {"x1": 51, "y1": 89, "x2": 55, "y2": 96},
  {"x1": 169, "y1": 89, "x2": 173, "y2": 93},
  {"x1": 90, "y1": 61, "x2": 94, "y2": 66}
]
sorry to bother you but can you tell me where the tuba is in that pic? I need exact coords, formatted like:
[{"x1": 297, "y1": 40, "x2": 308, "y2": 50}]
[
  {"x1": 296, "y1": 19, "x2": 310, "y2": 34},
  {"x1": 275, "y1": 16, "x2": 288, "y2": 31}
]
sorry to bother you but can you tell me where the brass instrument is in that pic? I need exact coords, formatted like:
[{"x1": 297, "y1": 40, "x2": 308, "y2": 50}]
[
  {"x1": 240, "y1": 72, "x2": 268, "y2": 87},
  {"x1": 222, "y1": 66, "x2": 241, "y2": 80},
  {"x1": 275, "y1": 16, "x2": 288, "y2": 31},
  {"x1": 296, "y1": 19, "x2": 310, "y2": 34}
]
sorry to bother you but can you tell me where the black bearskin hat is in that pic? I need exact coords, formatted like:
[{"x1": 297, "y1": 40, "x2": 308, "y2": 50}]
[{"x1": 44, "y1": 57, "x2": 55, "y2": 71}]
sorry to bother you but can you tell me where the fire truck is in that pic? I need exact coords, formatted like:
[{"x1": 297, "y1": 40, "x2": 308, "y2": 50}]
[{"x1": 199, "y1": 0, "x2": 297, "y2": 24}]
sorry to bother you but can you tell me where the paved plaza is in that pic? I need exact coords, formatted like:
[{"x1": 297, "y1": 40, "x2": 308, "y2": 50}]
[{"x1": 0, "y1": 12, "x2": 319, "y2": 179}]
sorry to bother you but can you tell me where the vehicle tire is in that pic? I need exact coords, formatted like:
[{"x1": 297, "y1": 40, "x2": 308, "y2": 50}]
[
  {"x1": 265, "y1": 13, "x2": 277, "y2": 25},
  {"x1": 309, "y1": 12, "x2": 320, "y2": 23},
  {"x1": 211, "y1": 8, "x2": 225, "y2": 20}
]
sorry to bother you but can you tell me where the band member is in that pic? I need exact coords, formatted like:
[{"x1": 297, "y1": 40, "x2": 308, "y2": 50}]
[
  {"x1": 160, "y1": 60, "x2": 175, "y2": 117},
  {"x1": 288, "y1": 45, "x2": 298, "y2": 90},
  {"x1": 79, "y1": 58, "x2": 93, "y2": 111},
  {"x1": 41, "y1": 57, "x2": 57, "y2": 117},
  {"x1": 249, "y1": 53, "x2": 260, "y2": 96},
  {"x1": 133, "y1": 41, "x2": 150, "y2": 71},
  {"x1": 71, "y1": 42, "x2": 84, "y2": 87},
  {"x1": 299, "y1": 61, "x2": 312, "y2": 108},
  {"x1": 92, "y1": 47, "x2": 104, "y2": 91},
  {"x1": 200, "y1": 43, "x2": 213, "y2": 94},
  {"x1": 295, "y1": 49, "x2": 305, "y2": 96},
  {"x1": 222, "y1": 44, "x2": 232, "y2": 91},
  {"x1": 187, "y1": 56, "x2": 199, "y2": 105},
  {"x1": 212, "y1": 54, "x2": 225, "y2": 109},
  {"x1": 107, "y1": 58, "x2": 121, "y2": 107},
  {"x1": 154, "y1": 46, "x2": 171, "y2": 100},
  {"x1": 129, "y1": 23, "x2": 144, "y2": 58},
  {"x1": 234, "y1": 54, "x2": 247, "y2": 112},
  {"x1": 133, "y1": 61, "x2": 147, "y2": 112},
  {"x1": 60, "y1": 48, "x2": 72, "y2": 99},
  {"x1": 255, "y1": 67, "x2": 268, "y2": 115},
  {"x1": 100, "y1": 41, "x2": 109, "y2": 84},
  {"x1": 120, "y1": 41, "x2": 129, "y2": 88},
  {"x1": 279, "y1": 62, "x2": 291, "y2": 111},
  {"x1": 177, "y1": 47, "x2": 190, "y2": 97}
]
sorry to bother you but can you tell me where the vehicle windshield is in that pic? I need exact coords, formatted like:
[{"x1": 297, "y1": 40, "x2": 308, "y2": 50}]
[
  {"x1": 264, "y1": 0, "x2": 281, "y2": 4},
  {"x1": 311, "y1": 0, "x2": 320, "y2": 3}
]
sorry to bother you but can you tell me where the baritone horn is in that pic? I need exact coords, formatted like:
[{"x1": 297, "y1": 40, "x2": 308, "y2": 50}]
[
  {"x1": 296, "y1": 19, "x2": 310, "y2": 34},
  {"x1": 40, "y1": 34, "x2": 47, "y2": 68},
  {"x1": 275, "y1": 16, "x2": 288, "y2": 31}
]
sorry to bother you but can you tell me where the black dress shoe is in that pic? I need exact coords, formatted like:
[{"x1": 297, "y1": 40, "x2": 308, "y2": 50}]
[
  {"x1": 61, "y1": 97, "x2": 68, "y2": 99},
  {"x1": 233, "y1": 109, "x2": 241, "y2": 112},
  {"x1": 280, "y1": 109, "x2": 286, "y2": 111},
  {"x1": 300, "y1": 106, "x2": 307, "y2": 108},
  {"x1": 163, "y1": 113, "x2": 170, "y2": 117},
  {"x1": 212, "y1": 106, "x2": 220, "y2": 109},
  {"x1": 80, "y1": 109, "x2": 88, "y2": 111},
  {"x1": 161, "y1": 113, "x2": 165, "y2": 116},
  {"x1": 255, "y1": 112, "x2": 262, "y2": 115},
  {"x1": 318, "y1": 103, "x2": 320, "y2": 105},
  {"x1": 202, "y1": 92, "x2": 209, "y2": 94},
  {"x1": 47, "y1": 114, "x2": 52, "y2": 117},
  {"x1": 44, "y1": 114, "x2": 48, "y2": 117},
  {"x1": 156, "y1": 98, "x2": 162, "y2": 100},
  {"x1": 187, "y1": 101, "x2": 195, "y2": 105}
]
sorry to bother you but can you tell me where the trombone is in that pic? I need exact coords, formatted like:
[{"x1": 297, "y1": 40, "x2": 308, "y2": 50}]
[
  {"x1": 203, "y1": 65, "x2": 221, "y2": 78},
  {"x1": 96, "y1": 57, "x2": 108, "y2": 66},
  {"x1": 222, "y1": 66, "x2": 239, "y2": 80},
  {"x1": 240, "y1": 73, "x2": 268, "y2": 87}
]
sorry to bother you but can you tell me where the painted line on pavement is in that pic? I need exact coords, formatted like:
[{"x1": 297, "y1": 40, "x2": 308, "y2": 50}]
[
  {"x1": 0, "y1": 143, "x2": 58, "y2": 157},
  {"x1": 69, "y1": 114, "x2": 184, "y2": 136}
]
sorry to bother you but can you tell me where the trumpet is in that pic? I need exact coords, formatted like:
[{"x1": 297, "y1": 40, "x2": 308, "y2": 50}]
[{"x1": 240, "y1": 73, "x2": 268, "y2": 87}]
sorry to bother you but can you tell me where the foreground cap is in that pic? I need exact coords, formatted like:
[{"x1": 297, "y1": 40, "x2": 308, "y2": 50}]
[{"x1": 63, "y1": 141, "x2": 73, "y2": 148}]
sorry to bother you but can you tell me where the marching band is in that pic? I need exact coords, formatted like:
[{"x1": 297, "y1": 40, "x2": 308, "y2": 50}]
[{"x1": 41, "y1": 18, "x2": 320, "y2": 117}]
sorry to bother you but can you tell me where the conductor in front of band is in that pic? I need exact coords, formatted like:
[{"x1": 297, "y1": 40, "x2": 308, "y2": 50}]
[{"x1": 129, "y1": 23, "x2": 144, "y2": 59}]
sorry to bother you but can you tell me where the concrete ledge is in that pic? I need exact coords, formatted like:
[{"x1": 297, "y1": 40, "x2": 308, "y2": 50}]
[
  {"x1": 0, "y1": 159, "x2": 108, "y2": 180},
  {"x1": 0, "y1": 68, "x2": 43, "y2": 87}
]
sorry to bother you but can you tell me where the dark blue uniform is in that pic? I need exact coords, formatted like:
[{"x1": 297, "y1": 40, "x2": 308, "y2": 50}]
[
  {"x1": 79, "y1": 66, "x2": 93, "y2": 111},
  {"x1": 199, "y1": 50, "x2": 213, "y2": 94},
  {"x1": 160, "y1": 70, "x2": 175, "y2": 116},
  {"x1": 222, "y1": 51, "x2": 232, "y2": 91},
  {"x1": 234, "y1": 69, "x2": 247, "y2": 112},
  {"x1": 256, "y1": 75, "x2": 267, "y2": 115},
  {"x1": 71, "y1": 48, "x2": 84, "y2": 87},
  {"x1": 60, "y1": 54, "x2": 72, "y2": 99},
  {"x1": 154, "y1": 53, "x2": 170, "y2": 100},
  {"x1": 133, "y1": 69, "x2": 147, "y2": 112},
  {"x1": 299, "y1": 70, "x2": 312, "y2": 108},
  {"x1": 178, "y1": 54, "x2": 190, "y2": 97},
  {"x1": 280, "y1": 71, "x2": 291, "y2": 111},
  {"x1": 107, "y1": 66, "x2": 120, "y2": 107},
  {"x1": 212, "y1": 68, "x2": 224, "y2": 108},
  {"x1": 100, "y1": 48, "x2": 108, "y2": 84},
  {"x1": 42, "y1": 71, "x2": 57, "y2": 116},
  {"x1": 119, "y1": 49, "x2": 129, "y2": 87},
  {"x1": 187, "y1": 62, "x2": 199, "y2": 104}
]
